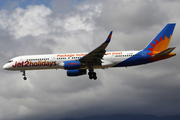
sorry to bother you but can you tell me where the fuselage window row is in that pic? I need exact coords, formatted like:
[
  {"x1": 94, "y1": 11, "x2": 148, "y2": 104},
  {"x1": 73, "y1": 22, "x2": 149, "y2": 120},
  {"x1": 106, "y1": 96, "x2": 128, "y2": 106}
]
[
  {"x1": 57, "y1": 57, "x2": 66, "y2": 59},
  {"x1": 115, "y1": 54, "x2": 140, "y2": 57},
  {"x1": 26, "y1": 58, "x2": 49, "y2": 61},
  {"x1": 57, "y1": 57, "x2": 82, "y2": 60}
]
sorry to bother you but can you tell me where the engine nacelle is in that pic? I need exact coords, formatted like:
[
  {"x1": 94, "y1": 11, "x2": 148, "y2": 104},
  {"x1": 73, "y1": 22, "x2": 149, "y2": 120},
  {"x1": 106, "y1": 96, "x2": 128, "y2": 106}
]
[
  {"x1": 64, "y1": 61, "x2": 84, "y2": 70},
  {"x1": 67, "y1": 69, "x2": 86, "y2": 76}
]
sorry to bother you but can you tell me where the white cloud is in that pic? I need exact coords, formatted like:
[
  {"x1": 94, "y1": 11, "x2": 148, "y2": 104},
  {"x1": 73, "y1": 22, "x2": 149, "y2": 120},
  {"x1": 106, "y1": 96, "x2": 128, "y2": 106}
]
[
  {"x1": 0, "y1": 5, "x2": 52, "y2": 38},
  {"x1": 0, "y1": 3, "x2": 99, "y2": 39}
]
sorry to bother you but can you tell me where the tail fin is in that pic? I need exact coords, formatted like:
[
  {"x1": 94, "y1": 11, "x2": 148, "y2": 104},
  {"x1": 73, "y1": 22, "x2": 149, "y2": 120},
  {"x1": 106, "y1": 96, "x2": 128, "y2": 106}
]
[{"x1": 143, "y1": 23, "x2": 176, "y2": 55}]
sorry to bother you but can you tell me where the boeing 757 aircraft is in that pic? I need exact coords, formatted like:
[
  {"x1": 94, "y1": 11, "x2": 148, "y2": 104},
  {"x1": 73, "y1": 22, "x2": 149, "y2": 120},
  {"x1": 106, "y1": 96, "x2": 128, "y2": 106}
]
[{"x1": 3, "y1": 23, "x2": 176, "y2": 80}]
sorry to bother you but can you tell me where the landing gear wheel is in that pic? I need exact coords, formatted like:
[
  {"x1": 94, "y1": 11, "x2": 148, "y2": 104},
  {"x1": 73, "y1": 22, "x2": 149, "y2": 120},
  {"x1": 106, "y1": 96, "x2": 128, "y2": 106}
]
[
  {"x1": 94, "y1": 76, "x2": 97, "y2": 80},
  {"x1": 88, "y1": 71, "x2": 97, "y2": 80},
  {"x1": 88, "y1": 72, "x2": 91, "y2": 76},
  {"x1": 92, "y1": 72, "x2": 97, "y2": 80},
  {"x1": 23, "y1": 77, "x2": 27, "y2": 80},
  {"x1": 21, "y1": 70, "x2": 27, "y2": 80},
  {"x1": 92, "y1": 72, "x2": 96, "y2": 76}
]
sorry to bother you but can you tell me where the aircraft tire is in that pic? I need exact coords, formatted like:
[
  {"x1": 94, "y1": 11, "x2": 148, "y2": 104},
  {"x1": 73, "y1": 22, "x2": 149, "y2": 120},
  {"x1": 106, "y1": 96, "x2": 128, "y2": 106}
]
[
  {"x1": 88, "y1": 72, "x2": 92, "y2": 76},
  {"x1": 89, "y1": 76, "x2": 93, "y2": 79},
  {"x1": 88, "y1": 71, "x2": 97, "y2": 80},
  {"x1": 92, "y1": 72, "x2": 96, "y2": 76},
  {"x1": 23, "y1": 77, "x2": 27, "y2": 80}
]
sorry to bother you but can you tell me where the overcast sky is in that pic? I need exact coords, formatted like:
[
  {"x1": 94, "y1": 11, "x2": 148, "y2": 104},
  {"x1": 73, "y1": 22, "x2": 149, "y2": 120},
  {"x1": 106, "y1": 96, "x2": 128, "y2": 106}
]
[{"x1": 0, "y1": 0, "x2": 180, "y2": 120}]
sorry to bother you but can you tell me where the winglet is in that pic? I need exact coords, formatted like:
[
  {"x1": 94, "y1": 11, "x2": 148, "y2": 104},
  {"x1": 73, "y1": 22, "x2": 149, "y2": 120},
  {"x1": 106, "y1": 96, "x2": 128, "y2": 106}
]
[{"x1": 105, "y1": 31, "x2": 113, "y2": 43}]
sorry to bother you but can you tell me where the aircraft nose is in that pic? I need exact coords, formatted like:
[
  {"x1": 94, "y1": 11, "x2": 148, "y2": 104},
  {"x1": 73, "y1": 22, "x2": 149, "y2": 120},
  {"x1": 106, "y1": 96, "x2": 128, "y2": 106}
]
[{"x1": 3, "y1": 64, "x2": 9, "y2": 70}]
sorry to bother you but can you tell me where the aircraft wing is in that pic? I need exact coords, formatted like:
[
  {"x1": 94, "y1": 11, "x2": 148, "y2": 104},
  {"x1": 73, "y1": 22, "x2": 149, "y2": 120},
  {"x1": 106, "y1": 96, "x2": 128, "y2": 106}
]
[{"x1": 79, "y1": 31, "x2": 113, "y2": 66}]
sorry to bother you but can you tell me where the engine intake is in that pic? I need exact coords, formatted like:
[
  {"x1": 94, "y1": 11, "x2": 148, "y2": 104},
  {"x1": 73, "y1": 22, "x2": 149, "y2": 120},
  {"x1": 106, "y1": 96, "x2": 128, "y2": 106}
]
[{"x1": 67, "y1": 69, "x2": 86, "y2": 76}]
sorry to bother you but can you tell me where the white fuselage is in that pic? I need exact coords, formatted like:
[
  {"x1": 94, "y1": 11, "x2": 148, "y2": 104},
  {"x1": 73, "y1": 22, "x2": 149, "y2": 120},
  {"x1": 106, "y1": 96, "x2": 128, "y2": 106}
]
[{"x1": 3, "y1": 51, "x2": 140, "y2": 71}]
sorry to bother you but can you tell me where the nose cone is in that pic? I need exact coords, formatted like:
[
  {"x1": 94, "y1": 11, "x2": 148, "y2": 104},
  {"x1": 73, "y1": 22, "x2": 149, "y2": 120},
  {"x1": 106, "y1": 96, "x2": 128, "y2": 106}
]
[{"x1": 3, "y1": 64, "x2": 9, "y2": 70}]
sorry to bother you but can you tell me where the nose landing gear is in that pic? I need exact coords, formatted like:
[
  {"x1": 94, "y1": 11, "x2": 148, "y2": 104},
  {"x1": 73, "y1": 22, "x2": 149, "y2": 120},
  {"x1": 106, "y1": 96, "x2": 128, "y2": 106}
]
[{"x1": 21, "y1": 70, "x2": 27, "y2": 80}]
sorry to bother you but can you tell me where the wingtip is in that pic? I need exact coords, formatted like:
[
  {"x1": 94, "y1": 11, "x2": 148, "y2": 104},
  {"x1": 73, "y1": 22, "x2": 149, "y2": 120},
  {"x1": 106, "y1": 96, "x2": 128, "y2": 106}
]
[{"x1": 105, "y1": 31, "x2": 113, "y2": 43}]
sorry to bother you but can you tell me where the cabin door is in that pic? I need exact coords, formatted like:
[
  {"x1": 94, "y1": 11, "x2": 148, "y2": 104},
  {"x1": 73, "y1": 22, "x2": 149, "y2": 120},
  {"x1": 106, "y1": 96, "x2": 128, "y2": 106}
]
[{"x1": 142, "y1": 52, "x2": 146, "y2": 59}]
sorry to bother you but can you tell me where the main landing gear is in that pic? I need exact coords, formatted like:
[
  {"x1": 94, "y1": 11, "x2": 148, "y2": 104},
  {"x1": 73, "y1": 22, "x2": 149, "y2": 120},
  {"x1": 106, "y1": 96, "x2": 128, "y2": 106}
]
[
  {"x1": 88, "y1": 67, "x2": 97, "y2": 80},
  {"x1": 21, "y1": 70, "x2": 27, "y2": 80},
  {"x1": 88, "y1": 71, "x2": 97, "y2": 80},
  {"x1": 88, "y1": 66, "x2": 97, "y2": 80}
]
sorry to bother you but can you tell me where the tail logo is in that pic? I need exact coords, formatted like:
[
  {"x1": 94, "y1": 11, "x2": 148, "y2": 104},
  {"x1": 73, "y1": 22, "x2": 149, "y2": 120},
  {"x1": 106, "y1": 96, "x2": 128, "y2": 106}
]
[{"x1": 147, "y1": 35, "x2": 172, "y2": 56}]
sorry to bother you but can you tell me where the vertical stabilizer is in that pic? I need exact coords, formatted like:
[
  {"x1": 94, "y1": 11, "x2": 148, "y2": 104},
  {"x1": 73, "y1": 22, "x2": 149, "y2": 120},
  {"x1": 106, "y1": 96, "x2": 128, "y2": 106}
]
[{"x1": 143, "y1": 23, "x2": 176, "y2": 54}]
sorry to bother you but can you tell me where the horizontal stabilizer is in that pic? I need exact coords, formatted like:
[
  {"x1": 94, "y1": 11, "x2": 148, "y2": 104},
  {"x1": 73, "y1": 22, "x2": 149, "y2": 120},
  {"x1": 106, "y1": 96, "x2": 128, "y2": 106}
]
[{"x1": 153, "y1": 47, "x2": 176, "y2": 58}]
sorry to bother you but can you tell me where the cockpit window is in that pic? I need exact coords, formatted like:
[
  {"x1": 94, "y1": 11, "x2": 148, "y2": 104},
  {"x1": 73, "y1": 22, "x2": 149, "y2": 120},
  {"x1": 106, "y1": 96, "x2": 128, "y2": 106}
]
[{"x1": 7, "y1": 60, "x2": 13, "y2": 63}]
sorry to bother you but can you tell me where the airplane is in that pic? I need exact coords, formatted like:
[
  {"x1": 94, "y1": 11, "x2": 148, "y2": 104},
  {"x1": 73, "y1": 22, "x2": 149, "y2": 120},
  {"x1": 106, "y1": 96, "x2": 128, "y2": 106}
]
[{"x1": 3, "y1": 23, "x2": 176, "y2": 80}]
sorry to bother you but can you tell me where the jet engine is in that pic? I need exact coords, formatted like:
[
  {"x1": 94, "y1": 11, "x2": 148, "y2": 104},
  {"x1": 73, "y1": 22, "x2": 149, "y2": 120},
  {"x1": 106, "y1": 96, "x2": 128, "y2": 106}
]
[
  {"x1": 64, "y1": 61, "x2": 84, "y2": 70},
  {"x1": 67, "y1": 69, "x2": 86, "y2": 76}
]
